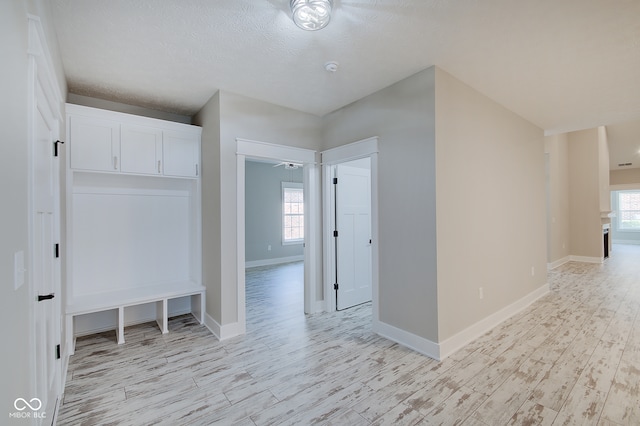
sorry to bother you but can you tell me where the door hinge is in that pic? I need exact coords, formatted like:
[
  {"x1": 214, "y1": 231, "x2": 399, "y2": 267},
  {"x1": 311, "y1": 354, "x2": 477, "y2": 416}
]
[
  {"x1": 333, "y1": 177, "x2": 338, "y2": 185},
  {"x1": 334, "y1": 283, "x2": 339, "y2": 290},
  {"x1": 56, "y1": 344, "x2": 61, "y2": 360},
  {"x1": 333, "y1": 230, "x2": 338, "y2": 237},
  {"x1": 54, "y1": 243, "x2": 60, "y2": 258},
  {"x1": 54, "y1": 140, "x2": 65, "y2": 157}
]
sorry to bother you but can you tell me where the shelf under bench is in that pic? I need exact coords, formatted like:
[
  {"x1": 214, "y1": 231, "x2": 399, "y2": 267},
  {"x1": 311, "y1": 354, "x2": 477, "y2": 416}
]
[{"x1": 65, "y1": 282, "x2": 205, "y2": 355}]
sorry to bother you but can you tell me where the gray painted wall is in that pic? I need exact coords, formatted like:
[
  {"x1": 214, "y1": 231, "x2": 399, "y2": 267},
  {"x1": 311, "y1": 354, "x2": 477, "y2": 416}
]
[
  {"x1": 245, "y1": 161, "x2": 304, "y2": 262},
  {"x1": 323, "y1": 67, "x2": 439, "y2": 341},
  {"x1": 194, "y1": 91, "x2": 322, "y2": 327}
]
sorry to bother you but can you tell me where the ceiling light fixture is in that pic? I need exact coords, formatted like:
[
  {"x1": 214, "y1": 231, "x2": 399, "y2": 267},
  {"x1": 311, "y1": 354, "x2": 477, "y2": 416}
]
[{"x1": 290, "y1": 0, "x2": 333, "y2": 31}]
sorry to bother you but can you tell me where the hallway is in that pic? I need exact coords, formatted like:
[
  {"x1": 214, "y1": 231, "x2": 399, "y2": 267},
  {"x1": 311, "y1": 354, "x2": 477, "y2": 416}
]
[{"x1": 58, "y1": 247, "x2": 640, "y2": 424}]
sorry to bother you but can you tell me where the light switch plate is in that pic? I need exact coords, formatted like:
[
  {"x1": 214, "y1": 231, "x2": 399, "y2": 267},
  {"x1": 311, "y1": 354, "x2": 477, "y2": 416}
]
[{"x1": 14, "y1": 251, "x2": 25, "y2": 290}]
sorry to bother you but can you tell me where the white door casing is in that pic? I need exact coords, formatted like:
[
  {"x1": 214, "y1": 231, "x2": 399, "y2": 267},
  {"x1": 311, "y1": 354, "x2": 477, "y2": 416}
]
[
  {"x1": 335, "y1": 161, "x2": 372, "y2": 310},
  {"x1": 28, "y1": 15, "x2": 63, "y2": 424},
  {"x1": 234, "y1": 139, "x2": 319, "y2": 340},
  {"x1": 321, "y1": 137, "x2": 379, "y2": 323}
]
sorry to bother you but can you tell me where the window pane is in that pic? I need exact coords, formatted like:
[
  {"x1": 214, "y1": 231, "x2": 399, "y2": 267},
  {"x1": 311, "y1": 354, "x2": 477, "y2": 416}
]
[
  {"x1": 283, "y1": 186, "x2": 304, "y2": 242},
  {"x1": 618, "y1": 191, "x2": 640, "y2": 230}
]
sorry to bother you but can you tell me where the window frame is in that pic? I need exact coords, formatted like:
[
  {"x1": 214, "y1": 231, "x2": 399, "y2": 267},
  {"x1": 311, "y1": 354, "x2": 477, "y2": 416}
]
[
  {"x1": 282, "y1": 182, "x2": 304, "y2": 245},
  {"x1": 616, "y1": 190, "x2": 640, "y2": 232}
]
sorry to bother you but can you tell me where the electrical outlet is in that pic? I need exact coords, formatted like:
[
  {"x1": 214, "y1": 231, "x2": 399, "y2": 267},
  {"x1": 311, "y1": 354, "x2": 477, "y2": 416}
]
[
  {"x1": 478, "y1": 287, "x2": 484, "y2": 299},
  {"x1": 531, "y1": 266, "x2": 535, "y2": 276},
  {"x1": 267, "y1": 245, "x2": 271, "y2": 251}
]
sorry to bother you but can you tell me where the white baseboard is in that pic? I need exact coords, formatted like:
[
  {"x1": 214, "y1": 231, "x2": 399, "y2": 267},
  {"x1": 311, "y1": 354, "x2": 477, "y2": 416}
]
[
  {"x1": 245, "y1": 255, "x2": 304, "y2": 268},
  {"x1": 612, "y1": 239, "x2": 640, "y2": 245},
  {"x1": 373, "y1": 320, "x2": 441, "y2": 361},
  {"x1": 204, "y1": 313, "x2": 245, "y2": 341},
  {"x1": 438, "y1": 283, "x2": 550, "y2": 359},
  {"x1": 569, "y1": 255, "x2": 602, "y2": 264},
  {"x1": 374, "y1": 283, "x2": 550, "y2": 362},
  {"x1": 548, "y1": 256, "x2": 570, "y2": 270}
]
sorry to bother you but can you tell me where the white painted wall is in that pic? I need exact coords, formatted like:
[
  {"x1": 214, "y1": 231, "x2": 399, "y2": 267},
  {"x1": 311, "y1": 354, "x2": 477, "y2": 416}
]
[
  {"x1": 568, "y1": 128, "x2": 604, "y2": 259},
  {"x1": 434, "y1": 67, "x2": 547, "y2": 342},
  {"x1": 1, "y1": 0, "x2": 66, "y2": 411},
  {"x1": 545, "y1": 133, "x2": 571, "y2": 265}
]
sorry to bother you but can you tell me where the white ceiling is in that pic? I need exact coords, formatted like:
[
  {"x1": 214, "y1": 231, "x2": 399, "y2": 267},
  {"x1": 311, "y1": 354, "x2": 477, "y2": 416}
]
[{"x1": 52, "y1": 1, "x2": 640, "y2": 137}]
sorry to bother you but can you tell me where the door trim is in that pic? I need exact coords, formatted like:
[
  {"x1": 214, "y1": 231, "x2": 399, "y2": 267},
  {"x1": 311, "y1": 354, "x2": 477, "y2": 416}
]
[
  {"x1": 321, "y1": 137, "x2": 379, "y2": 324},
  {"x1": 236, "y1": 139, "x2": 320, "y2": 333}
]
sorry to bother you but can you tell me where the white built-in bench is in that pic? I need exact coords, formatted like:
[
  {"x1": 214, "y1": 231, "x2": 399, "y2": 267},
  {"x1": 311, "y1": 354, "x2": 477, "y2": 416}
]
[{"x1": 65, "y1": 282, "x2": 205, "y2": 355}]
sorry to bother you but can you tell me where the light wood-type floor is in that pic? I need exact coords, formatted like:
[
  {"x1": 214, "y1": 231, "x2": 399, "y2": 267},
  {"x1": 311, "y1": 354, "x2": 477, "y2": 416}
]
[{"x1": 58, "y1": 246, "x2": 640, "y2": 425}]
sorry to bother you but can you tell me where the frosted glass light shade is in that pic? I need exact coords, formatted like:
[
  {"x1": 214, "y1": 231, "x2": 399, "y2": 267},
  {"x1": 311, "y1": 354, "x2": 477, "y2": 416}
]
[{"x1": 290, "y1": 0, "x2": 333, "y2": 31}]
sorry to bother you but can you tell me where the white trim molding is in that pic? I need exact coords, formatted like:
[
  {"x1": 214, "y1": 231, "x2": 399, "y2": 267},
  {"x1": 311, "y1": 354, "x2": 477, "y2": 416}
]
[
  {"x1": 321, "y1": 137, "x2": 379, "y2": 165},
  {"x1": 375, "y1": 283, "x2": 550, "y2": 361},
  {"x1": 236, "y1": 138, "x2": 320, "y2": 328},
  {"x1": 548, "y1": 256, "x2": 570, "y2": 269},
  {"x1": 321, "y1": 136, "x2": 379, "y2": 328},
  {"x1": 612, "y1": 239, "x2": 640, "y2": 245},
  {"x1": 245, "y1": 255, "x2": 304, "y2": 268},
  {"x1": 204, "y1": 313, "x2": 245, "y2": 341},
  {"x1": 569, "y1": 255, "x2": 603, "y2": 264},
  {"x1": 374, "y1": 321, "x2": 441, "y2": 360},
  {"x1": 438, "y1": 284, "x2": 550, "y2": 359},
  {"x1": 237, "y1": 138, "x2": 316, "y2": 164}
]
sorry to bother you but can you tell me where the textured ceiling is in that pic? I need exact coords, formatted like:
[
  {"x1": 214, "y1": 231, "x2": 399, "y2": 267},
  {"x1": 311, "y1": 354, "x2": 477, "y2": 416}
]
[{"x1": 52, "y1": 0, "x2": 640, "y2": 137}]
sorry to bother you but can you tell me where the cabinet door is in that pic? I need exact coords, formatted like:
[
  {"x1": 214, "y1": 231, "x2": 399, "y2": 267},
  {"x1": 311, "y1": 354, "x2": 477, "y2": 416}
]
[
  {"x1": 163, "y1": 131, "x2": 200, "y2": 177},
  {"x1": 69, "y1": 115, "x2": 120, "y2": 172},
  {"x1": 121, "y1": 124, "x2": 163, "y2": 175}
]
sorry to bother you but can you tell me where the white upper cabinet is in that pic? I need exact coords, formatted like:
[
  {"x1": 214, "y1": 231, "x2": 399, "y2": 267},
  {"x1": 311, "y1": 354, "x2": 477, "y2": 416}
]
[
  {"x1": 121, "y1": 124, "x2": 163, "y2": 175},
  {"x1": 163, "y1": 131, "x2": 200, "y2": 177},
  {"x1": 69, "y1": 115, "x2": 120, "y2": 172},
  {"x1": 66, "y1": 104, "x2": 201, "y2": 179}
]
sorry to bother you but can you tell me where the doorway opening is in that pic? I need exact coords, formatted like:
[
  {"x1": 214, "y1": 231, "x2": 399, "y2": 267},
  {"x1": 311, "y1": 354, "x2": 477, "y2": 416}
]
[
  {"x1": 244, "y1": 158, "x2": 306, "y2": 325},
  {"x1": 322, "y1": 137, "x2": 379, "y2": 325},
  {"x1": 236, "y1": 139, "x2": 319, "y2": 336}
]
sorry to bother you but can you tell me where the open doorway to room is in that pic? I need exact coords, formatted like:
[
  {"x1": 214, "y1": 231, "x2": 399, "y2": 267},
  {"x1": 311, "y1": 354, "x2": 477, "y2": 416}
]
[
  {"x1": 235, "y1": 138, "x2": 320, "y2": 336},
  {"x1": 244, "y1": 159, "x2": 306, "y2": 329}
]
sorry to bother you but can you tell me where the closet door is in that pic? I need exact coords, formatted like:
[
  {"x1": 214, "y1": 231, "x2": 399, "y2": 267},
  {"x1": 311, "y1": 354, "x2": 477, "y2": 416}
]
[
  {"x1": 121, "y1": 124, "x2": 163, "y2": 175},
  {"x1": 69, "y1": 115, "x2": 120, "y2": 172}
]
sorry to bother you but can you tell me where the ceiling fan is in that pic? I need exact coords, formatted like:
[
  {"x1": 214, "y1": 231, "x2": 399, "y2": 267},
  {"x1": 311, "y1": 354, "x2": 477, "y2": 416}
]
[{"x1": 273, "y1": 162, "x2": 302, "y2": 169}]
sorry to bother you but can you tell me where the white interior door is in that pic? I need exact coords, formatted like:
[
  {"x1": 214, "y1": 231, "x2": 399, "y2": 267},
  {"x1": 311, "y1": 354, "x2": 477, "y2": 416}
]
[
  {"x1": 32, "y1": 76, "x2": 61, "y2": 423},
  {"x1": 335, "y1": 160, "x2": 372, "y2": 310}
]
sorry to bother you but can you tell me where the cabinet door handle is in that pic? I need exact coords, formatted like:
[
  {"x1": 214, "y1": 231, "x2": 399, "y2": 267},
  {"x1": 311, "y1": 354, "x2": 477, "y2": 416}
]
[
  {"x1": 158, "y1": 160, "x2": 162, "y2": 173},
  {"x1": 195, "y1": 164, "x2": 199, "y2": 176},
  {"x1": 113, "y1": 156, "x2": 118, "y2": 170}
]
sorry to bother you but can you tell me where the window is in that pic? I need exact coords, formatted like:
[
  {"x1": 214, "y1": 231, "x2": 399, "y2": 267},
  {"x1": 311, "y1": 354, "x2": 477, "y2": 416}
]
[
  {"x1": 282, "y1": 182, "x2": 304, "y2": 244},
  {"x1": 617, "y1": 190, "x2": 640, "y2": 231}
]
